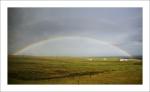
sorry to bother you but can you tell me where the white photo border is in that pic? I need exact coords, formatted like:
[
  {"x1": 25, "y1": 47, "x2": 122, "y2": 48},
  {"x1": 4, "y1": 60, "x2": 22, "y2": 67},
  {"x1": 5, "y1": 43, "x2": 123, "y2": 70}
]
[{"x1": 0, "y1": 1, "x2": 149, "y2": 92}]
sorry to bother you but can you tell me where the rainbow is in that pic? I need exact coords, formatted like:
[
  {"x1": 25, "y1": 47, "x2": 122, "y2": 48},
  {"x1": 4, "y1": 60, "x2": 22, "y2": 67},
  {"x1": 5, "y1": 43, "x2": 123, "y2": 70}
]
[{"x1": 13, "y1": 36, "x2": 131, "y2": 56}]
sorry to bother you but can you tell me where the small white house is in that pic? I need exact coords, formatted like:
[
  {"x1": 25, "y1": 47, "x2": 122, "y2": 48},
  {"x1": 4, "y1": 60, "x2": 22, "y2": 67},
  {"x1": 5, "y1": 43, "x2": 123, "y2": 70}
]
[
  {"x1": 103, "y1": 58, "x2": 107, "y2": 61},
  {"x1": 120, "y1": 59, "x2": 128, "y2": 61},
  {"x1": 88, "y1": 58, "x2": 93, "y2": 61}
]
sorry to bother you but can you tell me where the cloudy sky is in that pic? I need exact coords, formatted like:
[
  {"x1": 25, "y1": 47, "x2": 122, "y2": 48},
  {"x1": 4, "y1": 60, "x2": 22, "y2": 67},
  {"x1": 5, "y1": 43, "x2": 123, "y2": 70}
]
[{"x1": 8, "y1": 8, "x2": 142, "y2": 57}]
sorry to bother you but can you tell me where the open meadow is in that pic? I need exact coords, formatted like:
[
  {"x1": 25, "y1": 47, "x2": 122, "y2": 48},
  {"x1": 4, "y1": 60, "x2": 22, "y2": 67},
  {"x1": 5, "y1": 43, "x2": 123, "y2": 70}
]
[{"x1": 8, "y1": 55, "x2": 142, "y2": 84}]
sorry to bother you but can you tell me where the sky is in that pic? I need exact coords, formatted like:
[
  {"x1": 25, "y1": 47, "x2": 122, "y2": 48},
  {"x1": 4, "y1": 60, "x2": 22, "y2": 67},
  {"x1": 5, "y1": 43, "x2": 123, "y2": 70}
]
[{"x1": 8, "y1": 8, "x2": 142, "y2": 57}]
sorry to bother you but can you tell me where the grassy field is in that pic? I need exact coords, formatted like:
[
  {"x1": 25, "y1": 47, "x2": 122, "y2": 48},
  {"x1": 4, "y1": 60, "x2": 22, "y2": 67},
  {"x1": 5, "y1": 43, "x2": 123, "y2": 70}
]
[{"x1": 8, "y1": 55, "x2": 142, "y2": 84}]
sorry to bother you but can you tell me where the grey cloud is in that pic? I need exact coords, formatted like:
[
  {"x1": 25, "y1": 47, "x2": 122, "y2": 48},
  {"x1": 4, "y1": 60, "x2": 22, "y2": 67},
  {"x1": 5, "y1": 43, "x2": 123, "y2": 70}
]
[{"x1": 8, "y1": 8, "x2": 142, "y2": 56}]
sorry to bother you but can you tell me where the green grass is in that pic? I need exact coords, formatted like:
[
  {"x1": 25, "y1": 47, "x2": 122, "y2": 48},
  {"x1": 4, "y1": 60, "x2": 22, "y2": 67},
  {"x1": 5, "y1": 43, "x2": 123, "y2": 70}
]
[{"x1": 8, "y1": 55, "x2": 142, "y2": 84}]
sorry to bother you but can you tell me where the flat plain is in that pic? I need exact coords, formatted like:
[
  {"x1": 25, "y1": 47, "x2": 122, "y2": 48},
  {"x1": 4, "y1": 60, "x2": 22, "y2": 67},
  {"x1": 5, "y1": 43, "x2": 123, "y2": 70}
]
[{"x1": 8, "y1": 55, "x2": 142, "y2": 84}]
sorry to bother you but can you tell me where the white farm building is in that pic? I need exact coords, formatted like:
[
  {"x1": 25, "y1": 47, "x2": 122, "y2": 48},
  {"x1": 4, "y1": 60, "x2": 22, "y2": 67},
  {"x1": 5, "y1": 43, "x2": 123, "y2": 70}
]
[
  {"x1": 88, "y1": 58, "x2": 93, "y2": 61},
  {"x1": 120, "y1": 58, "x2": 128, "y2": 61}
]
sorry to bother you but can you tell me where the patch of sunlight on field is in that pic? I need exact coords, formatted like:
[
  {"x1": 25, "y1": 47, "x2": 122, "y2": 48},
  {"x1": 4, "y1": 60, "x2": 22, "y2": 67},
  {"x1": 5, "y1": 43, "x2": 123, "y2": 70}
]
[{"x1": 8, "y1": 55, "x2": 142, "y2": 84}]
